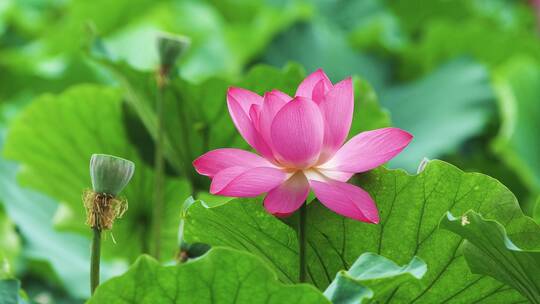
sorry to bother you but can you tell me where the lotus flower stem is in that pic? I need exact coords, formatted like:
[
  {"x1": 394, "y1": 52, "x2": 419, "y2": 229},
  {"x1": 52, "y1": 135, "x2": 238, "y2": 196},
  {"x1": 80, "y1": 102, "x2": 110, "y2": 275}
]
[
  {"x1": 152, "y1": 81, "x2": 165, "y2": 259},
  {"x1": 298, "y1": 203, "x2": 307, "y2": 282},
  {"x1": 90, "y1": 227, "x2": 101, "y2": 294},
  {"x1": 153, "y1": 33, "x2": 190, "y2": 259}
]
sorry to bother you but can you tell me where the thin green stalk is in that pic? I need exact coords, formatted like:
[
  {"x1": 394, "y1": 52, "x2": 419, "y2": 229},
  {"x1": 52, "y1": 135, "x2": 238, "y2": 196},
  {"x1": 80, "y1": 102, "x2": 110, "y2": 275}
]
[
  {"x1": 152, "y1": 78, "x2": 165, "y2": 259},
  {"x1": 298, "y1": 203, "x2": 308, "y2": 283},
  {"x1": 90, "y1": 227, "x2": 101, "y2": 294}
]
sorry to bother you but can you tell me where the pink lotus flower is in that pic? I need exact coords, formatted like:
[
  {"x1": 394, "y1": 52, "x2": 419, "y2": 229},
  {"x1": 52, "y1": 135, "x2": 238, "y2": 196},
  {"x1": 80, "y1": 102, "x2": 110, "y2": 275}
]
[{"x1": 193, "y1": 69, "x2": 412, "y2": 223}]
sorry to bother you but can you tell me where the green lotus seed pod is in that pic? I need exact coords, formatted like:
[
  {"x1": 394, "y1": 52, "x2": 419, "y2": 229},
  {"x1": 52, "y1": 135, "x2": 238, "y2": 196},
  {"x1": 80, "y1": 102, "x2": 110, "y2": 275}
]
[
  {"x1": 90, "y1": 154, "x2": 135, "y2": 196},
  {"x1": 157, "y1": 32, "x2": 191, "y2": 70}
]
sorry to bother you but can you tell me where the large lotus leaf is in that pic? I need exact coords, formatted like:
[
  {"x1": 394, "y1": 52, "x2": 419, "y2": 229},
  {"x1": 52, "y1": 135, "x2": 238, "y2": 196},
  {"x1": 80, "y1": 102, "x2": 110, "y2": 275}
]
[
  {"x1": 441, "y1": 211, "x2": 540, "y2": 303},
  {"x1": 88, "y1": 247, "x2": 329, "y2": 304},
  {"x1": 2, "y1": 85, "x2": 191, "y2": 262},
  {"x1": 442, "y1": 140, "x2": 531, "y2": 208},
  {"x1": 184, "y1": 160, "x2": 540, "y2": 302}
]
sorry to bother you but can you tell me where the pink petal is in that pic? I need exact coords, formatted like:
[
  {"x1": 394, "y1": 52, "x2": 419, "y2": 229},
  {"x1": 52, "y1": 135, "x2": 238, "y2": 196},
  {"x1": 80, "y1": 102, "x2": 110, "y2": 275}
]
[
  {"x1": 264, "y1": 172, "x2": 309, "y2": 217},
  {"x1": 249, "y1": 104, "x2": 261, "y2": 129},
  {"x1": 312, "y1": 79, "x2": 332, "y2": 104},
  {"x1": 227, "y1": 87, "x2": 262, "y2": 114},
  {"x1": 271, "y1": 97, "x2": 324, "y2": 168},
  {"x1": 295, "y1": 69, "x2": 333, "y2": 99},
  {"x1": 259, "y1": 92, "x2": 288, "y2": 149},
  {"x1": 227, "y1": 90, "x2": 273, "y2": 158},
  {"x1": 320, "y1": 128, "x2": 413, "y2": 173},
  {"x1": 318, "y1": 169, "x2": 354, "y2": 182},
  {"x1": 317, "y1": 78, "x2": 354, "y2": 163},
  {"x1": 270, "y1": 90, "x2": 293, "y2": 102},
  {"x1": 310, "y1": 179, "x2": 379, "y2": 223},
  {"x1": 210, "y1": 166, "x2": 286, "y2": 197},
  {"x1": 193, "y1": 148, "x2": 274, "y2": 177}
]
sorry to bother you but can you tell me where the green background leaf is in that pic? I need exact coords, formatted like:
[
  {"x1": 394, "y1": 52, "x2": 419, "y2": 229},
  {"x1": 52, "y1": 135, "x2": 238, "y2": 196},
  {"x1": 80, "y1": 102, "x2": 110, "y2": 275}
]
[
  {"x1": 3, "y1": 85, "x2": 191, "y2": 262},
  {"x1": 263, "y1": 20, "x2": 391, "y2": 90},
  {"x1": 100, "y1": 0, "x2": 310, "y2": 81},
  {"x1": 0, "y1": 132, "x2": 123, "y2": 299},
  {"x1": 0, "y1": 210, "x2": 20, "y2": 279},
  {"x1": 492, "y1": 57, "x2": 540, "y2": 196},
  {"x1": 381, "y1": 59, "x2": 494, "y2": 171}
]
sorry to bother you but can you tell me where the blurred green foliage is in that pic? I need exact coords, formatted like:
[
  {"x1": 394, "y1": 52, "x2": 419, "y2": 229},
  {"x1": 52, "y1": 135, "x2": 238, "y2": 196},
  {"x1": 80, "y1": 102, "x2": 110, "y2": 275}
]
[{"x1": 1, "y1": 0, "x2": 540, "y2": 302}]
